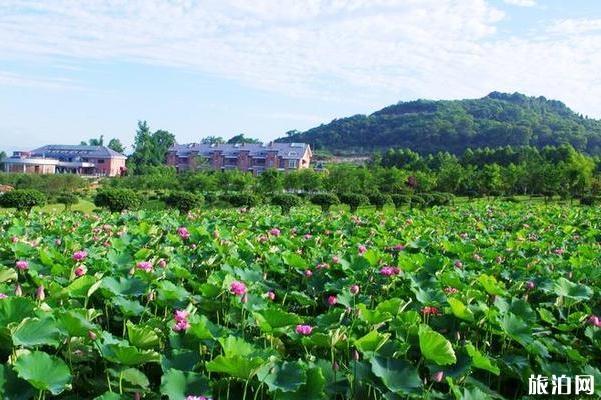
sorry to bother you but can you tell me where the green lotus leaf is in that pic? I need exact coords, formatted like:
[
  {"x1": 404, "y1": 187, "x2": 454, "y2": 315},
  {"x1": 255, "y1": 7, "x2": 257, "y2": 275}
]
[
  {"x1": 418, "y1": 324, "x2": 456, "y2": 365},
  {"x1": 13, "y1": 351, "x2": 72, "y2": 395}
]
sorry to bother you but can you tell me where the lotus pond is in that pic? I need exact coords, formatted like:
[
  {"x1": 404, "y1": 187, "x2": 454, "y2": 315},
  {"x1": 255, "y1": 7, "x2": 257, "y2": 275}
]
[{"x1": 0, "y1": 203, "x2": 600, "y2": 399}]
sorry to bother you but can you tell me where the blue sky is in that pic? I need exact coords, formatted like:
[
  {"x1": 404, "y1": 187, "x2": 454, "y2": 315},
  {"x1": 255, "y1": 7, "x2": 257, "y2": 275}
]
[{"x1": 1, "y1": 0, "x2": 601, "y2": 153}]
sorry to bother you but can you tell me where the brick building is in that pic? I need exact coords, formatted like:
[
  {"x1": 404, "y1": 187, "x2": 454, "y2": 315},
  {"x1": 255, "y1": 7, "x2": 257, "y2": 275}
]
[
  {"x1": 166, "y1": 142, "x2": 312, "y2": 174},
  {"x1": 2, "y1": 145, "x2": 127, "y2": 176}
]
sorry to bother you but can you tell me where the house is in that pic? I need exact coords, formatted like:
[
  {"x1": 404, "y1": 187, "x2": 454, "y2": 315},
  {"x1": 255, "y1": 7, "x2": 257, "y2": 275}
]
[
  {"x1": 2, "y1": 145, "x2": 127, "y2": 177},
  {"x1": 166, "y1": 142, "x2": 312, "y2": 174}
]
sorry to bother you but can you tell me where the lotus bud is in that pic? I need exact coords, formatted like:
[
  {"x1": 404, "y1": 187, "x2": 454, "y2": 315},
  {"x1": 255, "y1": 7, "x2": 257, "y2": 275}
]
[
  {"x1": 432, "y1": 371, "x2": 444, "y2": 382},
  {"x1": 14, "y1": 284, "x2": 23, "y2": 296},
  {"x1": 36, "y1": 285, "x2": 45, "y2": 301}
]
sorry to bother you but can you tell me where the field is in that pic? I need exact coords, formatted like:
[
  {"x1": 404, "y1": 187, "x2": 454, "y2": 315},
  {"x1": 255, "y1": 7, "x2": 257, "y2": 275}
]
[{"x1": 0, "y1": 202, "x2": 600, "y2": 399}]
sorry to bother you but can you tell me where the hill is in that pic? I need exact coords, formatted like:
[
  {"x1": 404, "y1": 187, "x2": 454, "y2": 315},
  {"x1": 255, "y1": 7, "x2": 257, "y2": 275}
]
[{"x1": 276, "y1": 92, "x2": 601, "y2": 155}]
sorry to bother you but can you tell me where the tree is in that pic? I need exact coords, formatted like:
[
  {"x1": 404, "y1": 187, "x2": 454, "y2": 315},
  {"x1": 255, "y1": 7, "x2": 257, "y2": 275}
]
[
  {"x1": 201, "y1": 136, "x2": 225, "y2": 145},
  {"x1": 88, "y1": 135, "x2": 104, "y2": 146},
  {"x1": 227, "y1": 134, "x2": 261, "y2": 144},
  {"x1": 257, "y1": 169, "x2": 283, "y2": 193},
  {"x1": 107, "y1": 138, "x2": 125, "y2": 154},
  {"x1": 128, "y1": 121, "x2": 176, "y2": 175}
]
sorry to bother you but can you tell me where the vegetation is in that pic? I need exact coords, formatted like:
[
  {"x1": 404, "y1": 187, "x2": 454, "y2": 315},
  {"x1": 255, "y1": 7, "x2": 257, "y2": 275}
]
[
  {"x1": 270, "y1": 193, "x2": 302, "y2": 214},
  {"x1": 0, "y1": 173, "x2": 86, "y2": 198},
  {"x1": 0, "y1": 203, "x2": 599, "y2": 399},
  {"x1": 127, "y1": 121, "x2": 176, "y2": 175},
  {"x1": 310, "y1": 193, "x2": 340, "y2": 212},
  {"x1": 164, "y1": 191, "x2": 204, "y2": 213},
  {"x1": 55, "y1": 193, "x2": 79, "y2": 210},
  {"x1": 0, "y1": 189, "x2": 46, "y2": 211},
  {"x1": 277, "y1": 92, "x2": 601, "y2": 155},
  {"x1": 338, "y1": 192, "x2": 370, "y2": 212},
  {"x1": 94, "y1": 188, "x2": 141, "y2": 212}
]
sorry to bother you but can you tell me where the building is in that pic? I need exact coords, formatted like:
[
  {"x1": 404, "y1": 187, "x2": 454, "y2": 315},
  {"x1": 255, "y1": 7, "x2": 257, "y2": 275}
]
[
  {"x1": 2, "y1": 145, "x2": 127, "y2": 176},
  {"x1": 167, "y1": 142, "x2": 312, "y2": 174}
]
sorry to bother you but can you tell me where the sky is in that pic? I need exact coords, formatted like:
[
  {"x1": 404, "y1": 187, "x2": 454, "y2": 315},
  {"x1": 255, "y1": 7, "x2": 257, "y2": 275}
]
[{"x1": 1, "y1": 0, "x2": 601, "y2": 153}]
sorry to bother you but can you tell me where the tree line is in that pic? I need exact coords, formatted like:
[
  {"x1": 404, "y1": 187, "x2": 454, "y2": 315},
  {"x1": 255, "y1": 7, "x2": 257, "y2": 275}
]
[{"x1": 105, "y1": 143, "x2": 600, "y2": 201}]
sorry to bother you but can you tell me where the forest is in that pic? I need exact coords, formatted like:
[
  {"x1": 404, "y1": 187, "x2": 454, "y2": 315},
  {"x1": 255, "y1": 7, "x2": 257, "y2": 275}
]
[{"x1": 278, "y1": 92, "x2": 601, "y2": 155}]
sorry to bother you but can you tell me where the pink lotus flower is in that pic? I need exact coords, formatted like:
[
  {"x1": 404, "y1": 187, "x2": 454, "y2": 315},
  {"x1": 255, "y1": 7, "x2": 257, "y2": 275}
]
[
  {"x1": 88, "y1": 330, "x2": 97, "y2": 340},
  {"x1": 304, "y1": 234, "x2": 313, "y2": 240},
  {"x1": 136, "y1": 261, "x2": 153, "y2": 272},
  {"x1": 393, "y1": 244, "x2": 405, "y2": 251},
  {"x1": 358, "y1": 245, "x2": 367, "y2": 255},
  {"x1": 230, "y1": 281, "x2": 247, "y2": 296},
  {"x1": 269, "y1": 228, "x2": 281, "y2": 236},
  {"x1": 316, "y1": 263, "x2": 329, "y2": 270},
  {"x1": 36, "y1": 285, "x2": 45, "y2": 301},
  {"x1": 186, "y1": 396, "x2": 209, "y2": 400},
  {"x1": 0, "y1": 293, "x2": 7, "y2": 299},
  {"x1": 327, "y1": 295, "x2": 338, "y2": 306},
  {"x1": 553, "y1": 248, "x2": 565, "y2": 255},
  {"x1": 258, "y1": 235, "x2": 268, "y2": 243},
  {"x1": 454, "y1": 260, "x2": 463, "y2": 269},
  {"x1": 15, "y1": 260, "x2": 29, "y2": 270},
  {"x1": 350, "y1": 284, "x2": 360, "y2": 295},
  {"x1": 74, "y1": 266, "x2": 86, "y2": 277},
  {"x1": 295, "y1": 324, "x2": 313, "y2": 335},
  {"x1": 332, "y1": 256, "x2": 340, "y2": 264},
  {"x1": 266, "y1": 290, "x2": 276, "y2": 301},
  {"x1": 588, "y1": 315, "x2": 601, "y2": 328},
  {"x1": 174, "y1": 310, "x2": 189, "y2": 322},
  {"x1": 421, "y1": 306, "x2": 440, "y2": 316},
  {"x1": 55, "y1": 239, "x2": 62, "y2": 246},
  {"x1": 432, "y1": 371, "x2": 444, "y2": 382},
  {"x1": 525, "y1": 281, "x2": 536, "y2": 290},
  {"x1": 177, "y1": 227, "x2": 190, "y2": 240},
  {"x1": 158, "y1": 259, "x2": 167, "y2": 268},
  {"x1": 173, "y1": 319, "x2": 191, "y2": 332},
  {"x1": 379, "y1": 266, "x2": 400, "y2": 277},
  {"x1": 11, "y1": 236, "x2": 19, "y2": 243},
  {"x1": 304, "y1": 269, "x2": 313, "y2": 278},
  {"x1": 444, "y1": 287, "x2": 459, "y2": 295},
  {"x1": 72, "y1": 251, "x2": 88, "y2": 262}
]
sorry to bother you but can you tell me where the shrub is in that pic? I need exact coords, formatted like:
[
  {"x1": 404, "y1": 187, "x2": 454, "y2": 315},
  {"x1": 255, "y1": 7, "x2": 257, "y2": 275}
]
[
  {"x1": 502, "y1": 195, "x2": 520, "y2": 203},
  {"x1": 271, "y1": 193, "x2": 302, "y2": 214},
  {"x1": 310, "y1": 193, "x2": 340, "y2": 212},
  {"x1": 56, "y1": 193, "x2": 79, "y2": 210},
  {"x1": 411, "y1": 195, "x2": 425, "y2": 208},
  {"x1": 338, "y1": 193, "x2": 370, "y2": 212},
  {"x1": 390, "y1": 194, "x2": 411, "y2": 208},
  {"x1": 368, "y1": 192, "x2": 392, "y2": 209},
  {"x1": 164, "y1": 191, "x2": 204, "y2": 213},
  {"x1": 94, "y1": 188, "x2": 141, "y2": 212},
  {"x1": 580, "y1": 195, "x2": 599, "y2": 206},
  {"x1": 204, "y1": 192, "x2": 218, "y2": 205},
  {"x1": 222, "y1": 192, "x2": 259, "y2": 208},
  {"x1": 0, "y1": 189, "x2": 46, "y2": 211},
  {"x1": 428, "y1": 192, "x2": 453, "y2": 206}
]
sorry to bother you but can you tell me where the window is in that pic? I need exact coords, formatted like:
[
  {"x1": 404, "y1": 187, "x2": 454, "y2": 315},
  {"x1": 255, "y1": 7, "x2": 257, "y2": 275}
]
[
  {"x1": 288, "y1": 159, "x2": 298, "y2": 169},
  {"x1": 97, "y1": 159, "x2": 105, "y2": 164}
]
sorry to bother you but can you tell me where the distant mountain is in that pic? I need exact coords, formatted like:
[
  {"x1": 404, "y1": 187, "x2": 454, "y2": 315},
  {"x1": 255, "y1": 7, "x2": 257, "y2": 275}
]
[{"x1": 276, "y1": 92, "x2": 601, "y2": 155}]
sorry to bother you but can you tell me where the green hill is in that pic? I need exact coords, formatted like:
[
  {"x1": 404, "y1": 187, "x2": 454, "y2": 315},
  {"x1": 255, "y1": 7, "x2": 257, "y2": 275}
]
[{"x1": 277, "y1": 92, "x2": 601, "y2": 155}]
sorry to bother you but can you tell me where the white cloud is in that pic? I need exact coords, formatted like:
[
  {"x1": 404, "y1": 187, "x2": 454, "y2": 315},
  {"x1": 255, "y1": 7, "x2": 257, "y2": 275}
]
[
  {"x1": 0, "y1": 70, "x2": 81, "y2": 90},
  {"x1": 0, "y1": 0, "x2": 600, "y2": 117},
  {"x1": 503, "y1": 0, "x2": 537, "y2": 7}
]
